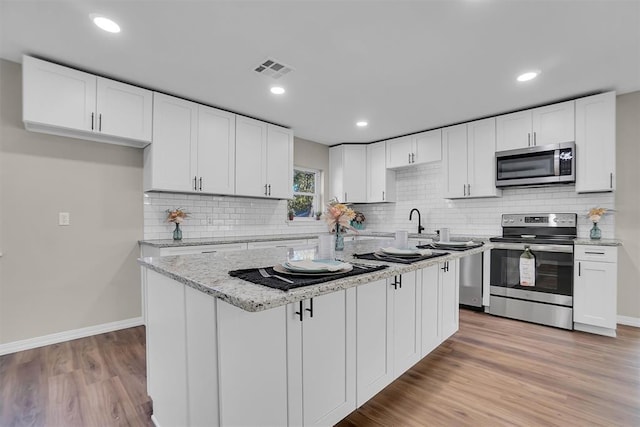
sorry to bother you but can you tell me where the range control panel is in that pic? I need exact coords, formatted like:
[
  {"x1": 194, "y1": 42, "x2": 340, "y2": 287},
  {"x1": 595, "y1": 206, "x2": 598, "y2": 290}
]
[{"x1": 502, "y1": 213, "x2": 577, "y2": 227}]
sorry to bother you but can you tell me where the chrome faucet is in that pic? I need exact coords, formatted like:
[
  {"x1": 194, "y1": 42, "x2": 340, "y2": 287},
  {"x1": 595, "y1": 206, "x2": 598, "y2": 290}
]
[{"x1": 409, "y1": 208, "x2": 425, "y2": 234}]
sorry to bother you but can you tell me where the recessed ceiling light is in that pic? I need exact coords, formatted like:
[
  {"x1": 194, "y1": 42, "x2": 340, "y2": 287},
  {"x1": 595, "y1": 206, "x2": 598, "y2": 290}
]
[
  {"x1": 517, "y1": 71, "x2": 540, "y2": 82},
  {"x1": 91, "y1": 14, "x2": 121, "y2": 33},
  {"x1": 270, "y1": 86, "x2": 285, "y2": 95},
  {"x1": 356, "y1": 121, "x2": 368, "y2": 127}
]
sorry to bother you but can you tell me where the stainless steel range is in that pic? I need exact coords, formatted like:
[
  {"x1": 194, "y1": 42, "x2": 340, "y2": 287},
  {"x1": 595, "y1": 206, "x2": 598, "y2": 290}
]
[{"x1": 488, "y1": 213, "x2": 576, "y2": 330}]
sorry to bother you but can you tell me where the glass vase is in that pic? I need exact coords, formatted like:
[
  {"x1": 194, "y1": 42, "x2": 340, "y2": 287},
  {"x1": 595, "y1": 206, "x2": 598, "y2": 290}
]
[
  {"x1": 590, "y1": 222, "x2": 601, "y2": 240},
  {"x1": 335, "y1": 228, "x2": 344, "y2": 251},
  {"x1": 173, "y1": 222, "x2": 183, "y2": 240}
]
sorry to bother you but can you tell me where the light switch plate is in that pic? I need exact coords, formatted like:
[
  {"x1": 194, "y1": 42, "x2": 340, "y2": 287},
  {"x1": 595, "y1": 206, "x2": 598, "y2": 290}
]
[{"x1": 59, "y1": 212, "x2": 70, "y2": 226}]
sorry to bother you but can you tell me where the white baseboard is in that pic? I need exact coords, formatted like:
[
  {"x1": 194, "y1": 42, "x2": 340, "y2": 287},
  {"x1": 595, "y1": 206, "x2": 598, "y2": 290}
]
[
  {"x1": 617, "y1": 315, "x2": 640, "y2": 328},
  {"x1": 0, "y1": 316, "x2": 144, "y2": 356},
  {"x1": 151, "y1": 414, "x2": 161, "y2": 427}
]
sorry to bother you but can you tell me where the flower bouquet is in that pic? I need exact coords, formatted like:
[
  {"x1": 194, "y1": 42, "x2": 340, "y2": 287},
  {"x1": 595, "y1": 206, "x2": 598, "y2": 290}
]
[
  {"x1": 166, "y1": 208, "x2": 188, "y2": 240},
  {"x1": 325, "y1": 199, "x2": 356, "y2": 250},
  {"x1": 587, "y1": 207, "x2": 611, "y2": 240}
]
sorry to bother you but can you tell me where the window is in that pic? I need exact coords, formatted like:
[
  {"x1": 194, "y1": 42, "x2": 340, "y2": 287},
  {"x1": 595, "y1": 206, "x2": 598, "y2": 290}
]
[{"x1": 288, "y1": 167, "x2": 321, "y2": 219}]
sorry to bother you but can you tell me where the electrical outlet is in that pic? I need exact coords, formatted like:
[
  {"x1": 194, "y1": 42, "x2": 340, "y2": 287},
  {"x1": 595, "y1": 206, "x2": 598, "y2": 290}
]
[
  {"x1": 207, "y1": 216, "x2": 214, "y2": 225},
  {"x1": 59, "y1": 212, "x2": 70, "y2": 226}
]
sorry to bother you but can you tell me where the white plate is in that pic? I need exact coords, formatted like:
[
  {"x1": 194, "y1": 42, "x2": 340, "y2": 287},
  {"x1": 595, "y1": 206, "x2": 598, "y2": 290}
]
[
  {"x1": 283, "y1": 259, "x2": 350, "y2": 273},
  {"x1": 434, "y1": 241, "x2": 475, "y2": 247},
  {"x1": 273, "y1": 263, "x2": 353, "y2": 276},
  {"x1": 380, "y1": 247, "x2": 431, "y2": 257}
]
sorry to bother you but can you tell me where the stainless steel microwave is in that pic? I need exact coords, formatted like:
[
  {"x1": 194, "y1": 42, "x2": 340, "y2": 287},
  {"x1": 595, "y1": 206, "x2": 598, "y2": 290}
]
[{"x1": 495, "y1": 142, "x2": 575, "y2": 187}]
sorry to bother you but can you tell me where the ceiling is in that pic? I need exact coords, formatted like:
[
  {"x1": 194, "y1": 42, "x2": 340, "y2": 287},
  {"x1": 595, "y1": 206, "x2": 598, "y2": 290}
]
[{"x1": 1, "y1": 1, "x2": 639, "y2": 145}]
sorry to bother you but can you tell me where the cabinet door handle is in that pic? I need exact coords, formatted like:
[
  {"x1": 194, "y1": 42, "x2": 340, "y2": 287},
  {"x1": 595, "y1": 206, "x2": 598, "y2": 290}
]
[
  {"x1": 382, "y1": 191, "x2": 385, "y2": 201},
  {"x1": 268, "y1": 184, "x2": 271, "y2": 196},
  {"x1": 391, "y1": 276, "x2": 398, "y2": 290},
  {"x1": 398, "y1": 275, "x2": 402, "y2": 289},
  {"x1": 408, "y1": 153, "x2": 411, "y2": 164},
  {"x1": 199, "y1": 177, "x2": 203, "y2": 191},
  {"x1": 295, "y1": 301, "x2": 304, "y2": 322},
  {"x1": 412, "y1": 153, "x2": 415, "y2": 163},
  {"x1": 578, "y1": 262, "x2": 581, "y2": 277},
  {"x1": 264, "y1": 184, "x2": 268, "y2": 196},
  {"x1": 99, "y1": 113, "x2": 102, "y2": 132},
  {"x1": 91, "y1": 112, "x2": 95, "y2": 130},
  {"x1": 201, "y1": 250, "x2": 217, "y2": 254},
  {"x1": 585, "y1": 251, "x2": 605, "y2": 255},
  {"x1": 305, "y1": 298, "x2": 314, "y2": 318},
  {"x1": 194, "y1": 176, "x2": 198, "y2": 191},
  {"x1": 463, "y1": 184, "x2": 466, "y2": 196},
  {"x1": 610, "y1": 173, "x2": 613, "y2": 189},
  {"x1": 344, "y1": 192, "x2": 347, "y2": 202},
  {"x1": 467, "y1": 184, "x2": 471, "y2": 196},
  {"x1": 527, "y1": 133, "x2": 531, "y2": 147},
  {"x1": 533, "y1": 131, "x2": 536, "y2": 146}
]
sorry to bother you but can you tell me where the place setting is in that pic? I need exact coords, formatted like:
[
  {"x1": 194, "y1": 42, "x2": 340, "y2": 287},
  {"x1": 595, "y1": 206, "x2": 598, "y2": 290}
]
[
  {"x1": 354, "y1": 230, "x2": 450, "y2": 264},
  {"x1": 228, "y1": 237, "x2": 387, "y2": 291}
]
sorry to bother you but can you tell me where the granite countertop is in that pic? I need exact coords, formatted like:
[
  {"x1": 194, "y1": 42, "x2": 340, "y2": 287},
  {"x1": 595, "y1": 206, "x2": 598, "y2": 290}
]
[
  {"x1": 138, "y1": 239, "x2": 492, "y2": 313},
  {"x1": 573, "y1": 238, "x2": 622, "y2": 246},
  {"x1": 138, "y1": 231, "x2": 491, "y2": 248}
]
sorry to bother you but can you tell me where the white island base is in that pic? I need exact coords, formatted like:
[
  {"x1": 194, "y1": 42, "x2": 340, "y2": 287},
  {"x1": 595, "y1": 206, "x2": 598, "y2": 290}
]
[{"x1": 143, "y1": 257, "x2": 461, "y2": 427}]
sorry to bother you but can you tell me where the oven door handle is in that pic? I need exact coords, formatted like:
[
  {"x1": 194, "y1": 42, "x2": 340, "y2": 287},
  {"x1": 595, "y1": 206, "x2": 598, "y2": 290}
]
[{"x1": 491, "y1": 242, "x2": 573, "y2": 253}]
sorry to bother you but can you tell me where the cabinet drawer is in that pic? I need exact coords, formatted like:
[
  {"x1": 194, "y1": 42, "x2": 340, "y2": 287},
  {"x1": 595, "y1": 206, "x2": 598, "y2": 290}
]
[
  {"x1": 247, "y1": 239, "x2": 309, "y2": 249},
  {"x1": 160, "y1": 243, "x2": 248, "y2": 256},
  {"x1": 574, "y1": 245, "x2": 617, "y2": 263}
]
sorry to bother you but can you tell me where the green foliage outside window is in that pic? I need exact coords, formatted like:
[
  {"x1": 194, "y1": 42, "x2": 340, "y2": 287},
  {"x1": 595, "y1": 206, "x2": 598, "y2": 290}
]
[{"x1": 288, "y1": 169, "x2": 318, "y2": 218}]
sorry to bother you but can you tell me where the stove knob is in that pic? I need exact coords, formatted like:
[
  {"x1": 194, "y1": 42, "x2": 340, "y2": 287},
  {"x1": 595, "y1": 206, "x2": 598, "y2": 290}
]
[
  {"x1": 509, "y1": 219, "x2": 515, "y2": 223},
  {"x1": 553, "y1": 217, "x2": 558, "y2": 223}
]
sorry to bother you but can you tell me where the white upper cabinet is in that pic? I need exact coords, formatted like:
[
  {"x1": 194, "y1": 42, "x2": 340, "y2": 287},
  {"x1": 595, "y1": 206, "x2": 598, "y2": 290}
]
[
  {"x1": 266, "y1": 125, "x2": 294, "y2": 199},
  {"x1": 144, "y1": 93, "x2": 236, "y2": 195},
  {"x1": 367, "y1": 142, "x2": 396, "y2": 203},
  {"x1": 467, "y1": 117, "x2": 501, "y2": 198},
  {"x1": 385, "y1": 136, "x2": 413, "y2": 168},
  {"x1": 575, "y1": 91, "x2": 616, "y2": 193},
  {"x1": 145, "y1": 94, "x2": 197, "y2": 193},
  {"x1": 329, "y1": 145, "x2": 367, "y2": 203},
  {"x1": 442, "y1": 123, "x2": 469, "y2": 199},
  {"x1": 23, "y1": 55, "x2": 152, "y2": 147},
  {"x1": 235, "y1": 117, "x2": 268, "y2": 197},
  {"x1": 413, "y1": 129, "x2": 442, "y2": 165},
  {"x1": 197, "y1": 105, "x2": 236, "y2": 195},
  {"x1": 386, "y1": 130, "x2": 441, "y2": 168},
  {"x1": 443, "y1": 118, "x2": 501, "y2": 199},
  {"x1": 235, "y1": 117, "x2": 293, "y2": 199},
  {"x1": 496, "y1": 100, "x2": 574, "y2": 151}
]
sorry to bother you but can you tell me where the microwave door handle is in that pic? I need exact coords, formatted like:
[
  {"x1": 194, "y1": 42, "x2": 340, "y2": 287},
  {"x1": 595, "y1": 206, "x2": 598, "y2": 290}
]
[{"x1": 554, "y1": 150, "x2": 560, "y2": 176}]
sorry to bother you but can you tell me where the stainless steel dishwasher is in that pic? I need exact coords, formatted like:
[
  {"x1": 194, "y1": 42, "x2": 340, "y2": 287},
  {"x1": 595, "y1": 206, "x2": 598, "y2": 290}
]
[{"x1": 459, "y1": 252, "x2": 483, "y2": 309}]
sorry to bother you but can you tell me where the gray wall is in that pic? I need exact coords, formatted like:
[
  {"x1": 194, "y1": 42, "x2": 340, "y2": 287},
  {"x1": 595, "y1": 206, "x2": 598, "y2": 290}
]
[
  {"x1": 0, "y1": 59, "x2": 143, "y2": 344},
  {"x1": 293, "y1": 136, "x2": 330, "y2": 206},
  {"x1": 615, "y1": 91, "x2": 640, "y2": 319}
]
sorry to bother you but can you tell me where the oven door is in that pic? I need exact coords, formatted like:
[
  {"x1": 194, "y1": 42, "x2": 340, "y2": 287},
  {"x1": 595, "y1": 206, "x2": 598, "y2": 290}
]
[{"x1": 490, "y1": 242, "x2": 573, "y2": 306}]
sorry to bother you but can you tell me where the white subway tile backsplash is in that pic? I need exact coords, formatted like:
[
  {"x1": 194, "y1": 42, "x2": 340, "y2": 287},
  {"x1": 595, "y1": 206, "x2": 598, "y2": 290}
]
[{"x1": 353, "y1": 162, "x2": 614, "y2": 239}]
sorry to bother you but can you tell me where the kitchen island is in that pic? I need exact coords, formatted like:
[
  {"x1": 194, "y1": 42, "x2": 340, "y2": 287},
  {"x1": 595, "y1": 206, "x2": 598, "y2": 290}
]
[{"x1": 139, "y1": 239, "x2": 491, "y2": 427}]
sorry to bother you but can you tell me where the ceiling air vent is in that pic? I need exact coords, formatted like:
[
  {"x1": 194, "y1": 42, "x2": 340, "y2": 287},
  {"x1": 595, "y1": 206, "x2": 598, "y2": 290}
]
[{"x1": 254, "y1": 58, "x2": 293, "y2": 79}]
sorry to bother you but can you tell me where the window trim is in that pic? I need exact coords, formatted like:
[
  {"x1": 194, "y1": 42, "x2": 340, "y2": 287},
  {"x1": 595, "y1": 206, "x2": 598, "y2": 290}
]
[{"x1": 290, "y1": 166, "x2": 322, "y2": 221}]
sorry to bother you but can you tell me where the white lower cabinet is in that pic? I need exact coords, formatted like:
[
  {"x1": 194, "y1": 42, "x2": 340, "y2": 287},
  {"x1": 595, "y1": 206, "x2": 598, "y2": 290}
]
[
  {"x1": 355, "y1": 279, "x2": 394, "y2": 406},
  {"x1": 391, "y1": 271, "x2": 421, "y2": 375},
  {"x1": 217, "y1": 300, "x2": 288, "y2": 426},
  {"x1": 420, "y1": 265, "x2": 441, "y2": 356},
  {"x1": 354, "y1": 271, "x2": 420, "y2": 407},
  {"x1": 574, "y1": 245, "x2": 618, "y2": 337},
  {"x1": 440, "y1": 259, "x2": 459, "y2": 340},
  {"x1": 420, "y1": 260, "x2": 458, "y2": 355},
  {"x1": 287, "y1": 289, "x2": 357, "y2": 426}
]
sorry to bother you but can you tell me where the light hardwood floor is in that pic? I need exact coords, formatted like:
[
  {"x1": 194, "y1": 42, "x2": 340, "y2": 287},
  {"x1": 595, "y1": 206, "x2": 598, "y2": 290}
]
[{"x1": 1, "y1": 310, "x2": 639, "y2": 426}]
